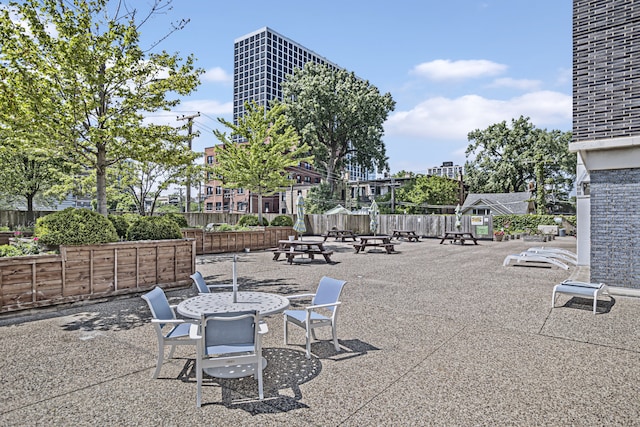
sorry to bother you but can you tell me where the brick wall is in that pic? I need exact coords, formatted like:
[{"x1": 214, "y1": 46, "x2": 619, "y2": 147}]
[
  {"x1": 573, "y1": 0, "x2": 640, "y2": 142},
  {"x1": 590, "y1": 169, "x2": 640, "y2": 288}
]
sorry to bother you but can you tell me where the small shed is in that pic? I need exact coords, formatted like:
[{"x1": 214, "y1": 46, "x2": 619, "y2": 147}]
[
  {"x1": 324, "y1": 204, "x2": 351, "y2": 215},
  {"x1": 461, "y1": 192, "x2": 535, "y2": 215}
]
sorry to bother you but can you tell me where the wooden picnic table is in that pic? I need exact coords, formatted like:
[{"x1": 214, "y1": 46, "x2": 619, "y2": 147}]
[
  {"x1": 272, "y1": 239, "x2": 334, "y2": 264},
  {"x1": 392, "y1": 229, "x2": 420, "y2": 242},
  {"x1": 353, "y1": 235, "x2": 395, "y2": 254},
  {"x1": 322, "y1": 229, "x2": 358, "y2": 242},
  {"x1": 439, "y1": 231, "x2": 478, "y2": 245}
]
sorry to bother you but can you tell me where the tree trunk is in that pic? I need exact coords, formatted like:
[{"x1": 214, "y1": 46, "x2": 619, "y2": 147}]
[
  {"x1": 257, "y1": 193, "x2": 263, "y2": 224},
  {"x1": 535, "y1": 160, "x2": 545, "y2": 214},
  {"x1": 96, "y1": 145, "x2": 108, "y2": 216}
]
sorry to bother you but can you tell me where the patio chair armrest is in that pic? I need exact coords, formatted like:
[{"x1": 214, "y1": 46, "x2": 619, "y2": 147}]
[
  {"x1": 258, "y1": 321, "x2": 269, "y2": 335},
  {"x1": 287, "y1": 293, "x2": 316, "y2": 300},
  {"x1": 189, "y1": 323, "x2": 201, "y2": 339},
  {"x1": 306, "y1": 301, "x2": 342, "y2": 311}
]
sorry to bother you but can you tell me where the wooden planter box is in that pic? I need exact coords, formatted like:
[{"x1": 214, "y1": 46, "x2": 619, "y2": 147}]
[
  {"x1": 181, "y1": 227, "x2": 295, "y2": 255},
  {"x1": 0, "y1": 239, "x2": 195, "y2": 314}
]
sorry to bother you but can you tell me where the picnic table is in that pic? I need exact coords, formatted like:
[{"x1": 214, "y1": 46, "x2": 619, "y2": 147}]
[
  {"x1": 353, "y1": 235, "x2": 395, "y2": 254},
  {"x1": 322, "y1": 229, "x2": 358, "y2": 242},
  {"x1": 272, "y1": 239, "x2": 334, "y2": 264},
  {"x1": 392, "y1": 230, "x2": 420, "y2": 242},
  {"x1": 439, "y1": 231, "x2": 478, "y2": 245}
]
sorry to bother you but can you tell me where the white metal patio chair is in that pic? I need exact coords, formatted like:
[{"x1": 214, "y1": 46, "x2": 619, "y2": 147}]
[
  {"x1": 190, "y1": 271, "x2": 233, "y2": 294},
  {"x1": 283, "y1": 276, "x2": 347, "y2": 359},
  {"x1": 189, "y1": 310, "x2": 266, "y2": 406},
  {"x1": 141, "y1": 286, "x2": 196, "y2": 378}
]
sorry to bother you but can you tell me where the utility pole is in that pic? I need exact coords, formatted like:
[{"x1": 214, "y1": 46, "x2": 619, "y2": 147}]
[
  {"x1": 458, "y1": 170, "x2": 464, "y2": 205},
  {"x1": 390, "y1": 176, "x2": 396, "y2": 213},
  {"x1": 177, "y1": 112, "x2": 200, "y2": 212}
]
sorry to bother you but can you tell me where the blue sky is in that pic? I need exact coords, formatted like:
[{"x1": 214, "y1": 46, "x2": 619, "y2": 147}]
[{"x1": 143, "y1": 0, "x2": 572, "y2": 175}]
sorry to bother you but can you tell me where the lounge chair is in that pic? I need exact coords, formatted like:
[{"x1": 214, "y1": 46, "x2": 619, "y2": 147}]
[
  {"x1": 503, "y1": 251, "x2": 570, "y2": 269},
  {"x1": 551, "y1": 280, "x2": 610, "y2": 314}
]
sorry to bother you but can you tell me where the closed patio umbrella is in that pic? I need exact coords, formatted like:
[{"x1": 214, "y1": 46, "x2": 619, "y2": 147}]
[
  {"x1": 293, "y1": 192, "x2": 306, "y2": 238},
  {"x1": 369, "y1": 199, "x2": 379, "y2": 235},
  {"x1": 455, "y1": 204, "x2": 462, "y2": 230}
]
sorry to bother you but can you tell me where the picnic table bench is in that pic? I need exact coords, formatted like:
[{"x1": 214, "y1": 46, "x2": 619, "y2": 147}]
[
  {"x1": 353, "y1": 235, "x2": 396, "y2": 254},
  {"x1": 392, "y1": 230, "x2": 420, "y2": 242},
  {"x1": 440, "y1": 231, "x2": 478, "y2": 245},
  {"x1": 322, "y1": 229, "x2": 357, "y2": 242},
  {"x1": 272, "y1": 240, "x2": 334, "y2": 264}
]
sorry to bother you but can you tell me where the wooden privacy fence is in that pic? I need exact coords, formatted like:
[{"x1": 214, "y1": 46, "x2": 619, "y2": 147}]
[
  {"x1": 181, "y1": 227, "x2": 295, "y2": 255},
  {"x1": 306, "y1": 214, "x2": 494, "y2": 239},
  {"x1": 0, "y1": 239, "x2": 195, "y2": 314}
]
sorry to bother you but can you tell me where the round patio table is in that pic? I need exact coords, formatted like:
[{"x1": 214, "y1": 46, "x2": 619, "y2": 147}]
[
  {"x1": 176, "y1": 291, "x2": 289, "y2": 319},
  {"x1": 177, "y1": 291, "x2": 290, "y2": 379}
]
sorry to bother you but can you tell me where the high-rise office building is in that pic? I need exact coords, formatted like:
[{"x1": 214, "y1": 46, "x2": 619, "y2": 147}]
[{"x1": 233, "y1": 26, "x2": 371, "y2": 181}]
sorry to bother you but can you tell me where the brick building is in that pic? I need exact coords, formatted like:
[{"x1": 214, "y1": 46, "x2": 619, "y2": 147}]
[{"x1": 202, "y1": 145, "x2": 321, "y2": 214}]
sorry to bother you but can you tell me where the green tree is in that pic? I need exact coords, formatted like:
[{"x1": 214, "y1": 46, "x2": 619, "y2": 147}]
[
  {"x1": 0, "y1": 147, "x2": 73, "y2": 216},
  {"x1": 464, "y1": 116, "x2": 575, "y2": 213},
  {"x1": 0, "y1": 0, "x2": 203, "y2": 216},
  {"x1": 407, "y1": 175, "x2": 459, "y2": 213},
  {"x1": 211, "y1": 101, "x2": 313, "y2": 224},
  {"x1": 392, "y1": 175, "x2": 459, "y2": 214},
  {"x1": 113, "y1": 160, "x2": 196, "y2": 216},
  {"x1": 305, "y1": 182, "x2": 337, "y2": 214},
  {"x1": 281, "y1": 62, "x2": 395, "y2": 195}
]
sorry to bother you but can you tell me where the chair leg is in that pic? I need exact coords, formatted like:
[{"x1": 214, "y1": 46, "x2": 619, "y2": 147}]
[
  {"x1": 283, "y1": 316, "x2": 289, "y2": 345},
  {"x1": 305, "y1": 326, "x2": 311, "y2": 359},
  {"x1": 257, "y1": 357, "x2": 264, "y2": 400},
  {"x1": 167, "y1": 343, "x2": 176, "y2": 359},
  {"x1": 153, "y1": 341, "x2": 164, "y2": 379},
  {"x1": 332, "y1": 323, "x2": 340, "y2": 352},
  {"x1": 196, "y1": 359, "x2": 202, "y2": 407}
]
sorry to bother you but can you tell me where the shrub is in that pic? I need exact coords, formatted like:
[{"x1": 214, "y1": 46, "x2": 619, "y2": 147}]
[
  {"x1": 35, "y1": 208, "x2": 119, "y2": 246},
  {"x1": 0, "y1": 244, "x2": 23, "y2": 257},
  {"x1": 162, "y1": 213, "x2": 188, "y2": 228},
  {"x1": 237, "y1": 215, "x2": 269, "y2": 227},
  {"x1": 216, "y1": 223, "x2": 235, "y2": 232},
  {"x1": 127, "y1": 216, "x2": 183, "y2": 241},
  {"x1": 108, "y1": 214, "x2": 130, "y2": 239},
  {"x1": 270, "y1": 215, "x2": 293, "y2": 227}
]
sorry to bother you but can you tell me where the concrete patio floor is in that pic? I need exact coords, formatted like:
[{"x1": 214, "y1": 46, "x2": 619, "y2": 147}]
[{"x1": 2, "y1": 236, "x2": 639, "y2": 426}]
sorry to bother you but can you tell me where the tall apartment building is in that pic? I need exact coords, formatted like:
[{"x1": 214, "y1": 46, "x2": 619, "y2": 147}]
[
  {"x1": 426, "y1": 162, "x2": 464, "y2": 179},
  {"x1": 232, "y1": 26, "x2": 371, "y2": 182}
]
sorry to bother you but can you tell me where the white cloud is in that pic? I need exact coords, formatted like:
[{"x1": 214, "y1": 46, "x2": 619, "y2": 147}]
[
  {"x1": 202, "y1": 67, "x2": 232, "y2": 83},
  {"x1": 488, "y1": 77, "x2": 542, "y2": 91},
  {"x1": 411, "y1": 59, "x2": 507, "y2": 81},
  {"x1": 385, "y1": 90, "x2": 572, "y2": 141}
]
